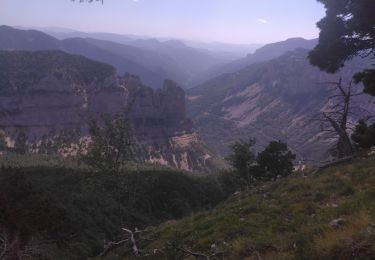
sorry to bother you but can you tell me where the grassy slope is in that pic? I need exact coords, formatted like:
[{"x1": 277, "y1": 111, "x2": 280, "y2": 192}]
[{"x1": 131, "y1": 157, "x2": 375, "y2": 259}]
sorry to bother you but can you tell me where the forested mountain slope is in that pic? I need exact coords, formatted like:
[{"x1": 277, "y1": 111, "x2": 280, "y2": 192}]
[
  {"x1": 187, "y1": 49, "x2": 372, "y2": 161},
  {"x1": 0, "y1": 25, "x2": 230, "y2": 88}
]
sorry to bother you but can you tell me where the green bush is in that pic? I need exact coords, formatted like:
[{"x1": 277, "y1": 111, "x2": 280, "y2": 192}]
[{"x1": 227, "y1": 139, "x2": 296, "y2": 185}]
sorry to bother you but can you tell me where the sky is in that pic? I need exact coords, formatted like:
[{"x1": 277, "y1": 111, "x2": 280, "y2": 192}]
[{"x1": 0, "y1": 0, "x2": 326, "y2": 44}]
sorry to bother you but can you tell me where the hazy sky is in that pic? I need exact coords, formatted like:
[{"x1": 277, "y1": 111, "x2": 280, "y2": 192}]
[{"x1": 0, "y1": 0, "x2": 326, "y2": 44}]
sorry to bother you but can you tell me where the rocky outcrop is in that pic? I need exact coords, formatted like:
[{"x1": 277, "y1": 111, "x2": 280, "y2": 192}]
[{"x1": 0, "y1": 50, "x2": 215, "y2": 172}]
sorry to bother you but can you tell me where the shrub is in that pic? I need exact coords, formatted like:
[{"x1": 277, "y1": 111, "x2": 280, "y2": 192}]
[{"x1": 257, "y1": 141, "x2": 296, "y2": 180}]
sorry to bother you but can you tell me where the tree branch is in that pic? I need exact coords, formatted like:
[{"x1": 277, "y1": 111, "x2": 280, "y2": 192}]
[
  {"x1": 100, "y1": 239, "x2": 130, "y2": 257},
  {"x1": 122, "y1": 228, "x2": 140, "y2": 256}
]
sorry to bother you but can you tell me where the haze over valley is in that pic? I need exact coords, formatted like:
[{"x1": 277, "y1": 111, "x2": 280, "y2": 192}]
[
  {"x1": 1, "y1": 1, "x2": 375, "y2": 259},
  {"x1": 1, "y1": 25, "x2": 371, "y2": 163}
]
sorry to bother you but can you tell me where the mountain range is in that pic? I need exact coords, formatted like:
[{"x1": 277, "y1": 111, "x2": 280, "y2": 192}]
[
  {"x1": 187, "y1": 48, "x2": 372, "y2": 162},
  {"x1": 0, "y1": 26, "x2": 321, "y2": 88},
  {"x1": 191, "y1": 37, "x2": 318, "y2": 85},
  {"x1": 1, "y1": 24, "x2": 370, "y2": 165},
  {"x1": 8, "y1": 26, "x2": 318, "y2": 89},
  {"x1": 0, "y1": 25, "x2": 232, "y2": 89},
  {"x1": 33, "y1": 26, "x2": 262, "y2": 58}
]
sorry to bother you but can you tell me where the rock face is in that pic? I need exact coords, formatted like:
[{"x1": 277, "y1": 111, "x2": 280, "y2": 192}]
[
  {"x1": 0, "y1": 50, "x2": 215, "y2": 172},
  {"x1": 187, "y1": 49, "x2": 373, "y2": 162}
]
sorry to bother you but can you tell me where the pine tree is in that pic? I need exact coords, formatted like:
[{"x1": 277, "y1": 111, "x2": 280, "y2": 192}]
[{"x1": 309, "y1": 0, "x2": 375, "y2": 95}]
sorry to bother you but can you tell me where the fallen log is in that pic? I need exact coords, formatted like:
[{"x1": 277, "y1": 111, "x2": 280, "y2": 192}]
[{"x1": 312, "y1": 156, "x2": 353, "y2": 175}]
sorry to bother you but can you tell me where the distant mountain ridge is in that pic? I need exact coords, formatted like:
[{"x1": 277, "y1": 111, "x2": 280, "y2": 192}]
[
  {"x1": 0, "y1": 25, "x2": 168, "y2": 88},
  {"x1": 43, "y1": 27, "x2": 262, "y2": 58},
  {"x1": 1, "y1": 25, "x2": 322, "y2": 89},
  {"x1": 0, "y1": 25, "x2": 61, "y2": 50},
  {"x1": 0, "y1": 25, "x2": 230, "y2": 89},
  {"x1": 192, "y1": 37, "x2": 318, "y2": 85},
  {"x1": 126, "y1": 38, "x2": 227, "y2": 86}
]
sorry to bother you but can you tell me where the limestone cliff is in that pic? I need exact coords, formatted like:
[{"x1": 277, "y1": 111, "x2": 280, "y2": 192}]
[{"x1": 0, "y1": 50, "x2": 215, "y2": 172}]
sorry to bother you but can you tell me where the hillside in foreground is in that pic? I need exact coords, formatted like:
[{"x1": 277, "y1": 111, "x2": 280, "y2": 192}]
[
  {"x1": 114, "y1": 156, "x2": 375, "y2": 259},
  {"x1": 0, "y1": 155, "x2": 235, "y2": 259}
]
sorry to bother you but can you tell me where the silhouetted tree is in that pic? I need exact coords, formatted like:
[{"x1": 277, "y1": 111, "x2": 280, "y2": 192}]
[
  {"x1": 0, "y1": 132, "x2": 6, "y2": 151},
  {"x1": 351, "y1": 120, "x2": 375, "y2": 150},
  {"x1": 227, "y1": 139, "x2": 296, "y2": 185},
  {"x1": 38, "y1": 134, "x2": 55, "y2": 155},
  {"x1": 226, "y1": 138, "x2": 257, "y2": 186},
  {"x1": 257, "y1": 141, "x2": 296, "y2": 180},
  {"x1": 84, "y1": 113, "x2": 136, "y2": 172},
  {"x1": 14, "y1": 131, "x2": 27, "y2": 154},
  {"x1": 309, "y1": 0, "x2": 375, "y2": 95},
  {"x1": 317, "y1": 78, "x2": 361, "y2": 158}
]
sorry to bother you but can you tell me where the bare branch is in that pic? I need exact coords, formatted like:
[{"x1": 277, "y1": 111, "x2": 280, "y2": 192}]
[
  {"x1": 317, "y1": 78, "x2": 357, "y2": 158},
  {"x1": 100, "y1": 239, "x2": 130, "y2": 257},
  {"x1": 122, "y1": 228, "x2": 140, "y2": 256},
  {"x1": 98, "y1": 227, "x2": 153, "y2": 258}
]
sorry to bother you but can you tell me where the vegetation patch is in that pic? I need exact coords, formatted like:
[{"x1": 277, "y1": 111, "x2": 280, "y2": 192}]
[{"x1": 110, "y1": 157, "x2": 375, "y2": 259}]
